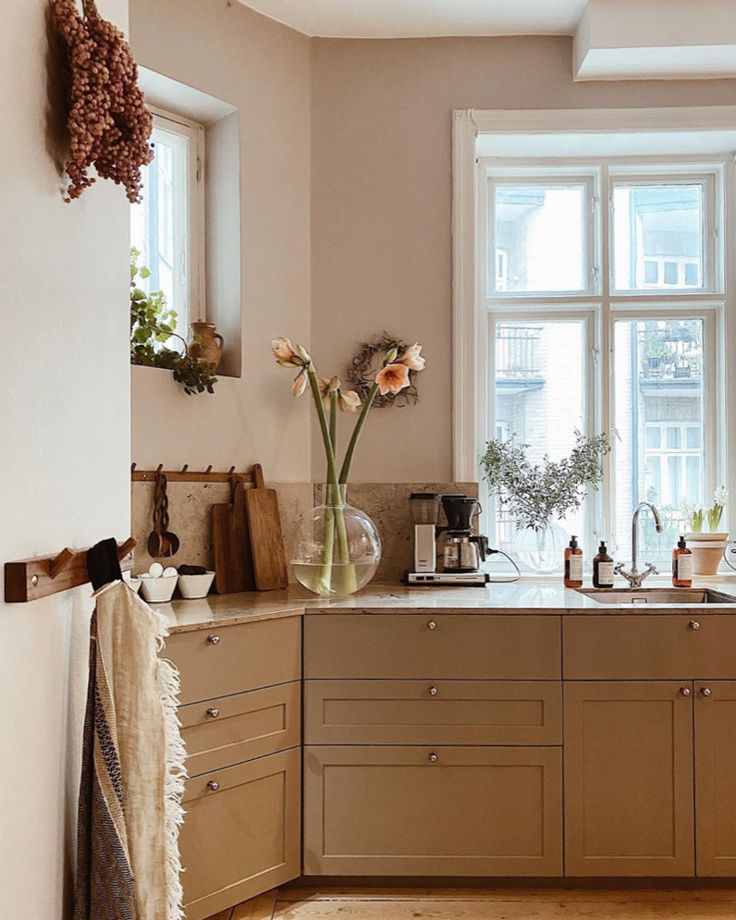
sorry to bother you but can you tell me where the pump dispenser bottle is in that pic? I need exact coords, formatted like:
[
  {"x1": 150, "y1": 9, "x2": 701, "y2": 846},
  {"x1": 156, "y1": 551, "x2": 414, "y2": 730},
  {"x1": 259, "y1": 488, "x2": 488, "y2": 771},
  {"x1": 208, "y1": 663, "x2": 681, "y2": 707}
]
[
  {"x1": 564, "y1": 535, "x2": 583, "y2": 588},
  {"x1": 592, "y1": 541, "x2": 614, "y2": 588},
  {"x1": 672, "y1": 536, "x2": 693, "y2": 587}
]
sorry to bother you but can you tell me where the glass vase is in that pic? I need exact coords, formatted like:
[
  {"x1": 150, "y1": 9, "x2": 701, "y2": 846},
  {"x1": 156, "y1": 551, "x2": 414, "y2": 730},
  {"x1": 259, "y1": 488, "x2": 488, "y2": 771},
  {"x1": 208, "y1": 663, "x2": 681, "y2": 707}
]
[
  {"x1": 291, "y1": 485, "x2": 382, "y2": 596},
  {"x1": 516, "y1": 522, "x2": 569, "y2": 574}
]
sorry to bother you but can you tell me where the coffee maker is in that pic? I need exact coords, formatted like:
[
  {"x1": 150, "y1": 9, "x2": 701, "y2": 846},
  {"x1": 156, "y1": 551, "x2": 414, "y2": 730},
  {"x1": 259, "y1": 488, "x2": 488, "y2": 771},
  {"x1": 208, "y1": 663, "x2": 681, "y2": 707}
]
[{"x1": 407, "y1": 492, "x2": 490, "y2": 586}]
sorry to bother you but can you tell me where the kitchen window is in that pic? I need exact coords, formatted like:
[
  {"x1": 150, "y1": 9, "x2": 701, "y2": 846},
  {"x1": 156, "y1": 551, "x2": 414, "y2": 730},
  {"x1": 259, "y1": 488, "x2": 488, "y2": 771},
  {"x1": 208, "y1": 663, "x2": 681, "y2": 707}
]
[
  {"x1": 130, "y1": 108, "x2": 205, "y2": 341},
  {"x1": 476, "y1": 156, "x2": 727, "y2": 567}
]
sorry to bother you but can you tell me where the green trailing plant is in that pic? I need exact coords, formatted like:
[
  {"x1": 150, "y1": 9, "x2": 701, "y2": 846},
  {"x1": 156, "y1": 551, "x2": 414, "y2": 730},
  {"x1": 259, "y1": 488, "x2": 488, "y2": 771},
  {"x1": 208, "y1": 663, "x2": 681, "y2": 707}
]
[
  {"x1": 130, "y1": 248, "x2": 217, "y2": 395},
  {"x1": 481, "y1": 430, "x2": 611, "y2": 532}
]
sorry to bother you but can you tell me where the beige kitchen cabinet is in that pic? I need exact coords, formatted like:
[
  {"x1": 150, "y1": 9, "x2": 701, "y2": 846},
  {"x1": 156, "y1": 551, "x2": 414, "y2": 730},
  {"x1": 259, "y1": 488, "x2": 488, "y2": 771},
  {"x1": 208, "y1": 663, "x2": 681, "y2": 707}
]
[
  {"x1": 305, "y1": 679, "x2": 562, "y2": 746},
  {"x1": 180, "y1": 747, "x2": 301, "y2": 920},
  {"x1": 164, "y1": 616, "x2": 301, "y2": 704},
  {"x1": 180, "y1": 681, "x2": 301, "y2": 778},
  {"x1": 695, "y1": 681, "x2": 736, "y2": 876},
  {"x1": 563, "y1": 614, "x2": 736, "y2": 680},
  {"x1": 305, "y1": 614, "x2": 561, "y2": 679},
  {"x1": 304, "y1": 745, "x2": 563, "y2": 877},
  {"x1": 564, "y1": 681, "x2": 694, "y2": 876}
]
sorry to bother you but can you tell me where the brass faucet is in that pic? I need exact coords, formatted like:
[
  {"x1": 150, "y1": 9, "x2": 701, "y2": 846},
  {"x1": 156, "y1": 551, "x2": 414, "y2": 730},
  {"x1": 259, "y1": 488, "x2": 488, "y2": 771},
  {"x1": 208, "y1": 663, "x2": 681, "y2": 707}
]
[{"x1": 614, "y1": 502, "x2": 664, "y2": 588}]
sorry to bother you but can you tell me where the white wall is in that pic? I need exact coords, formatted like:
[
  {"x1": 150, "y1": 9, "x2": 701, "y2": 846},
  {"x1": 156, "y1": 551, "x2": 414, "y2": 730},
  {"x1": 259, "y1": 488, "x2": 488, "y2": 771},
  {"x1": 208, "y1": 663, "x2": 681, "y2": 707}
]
[
  {"x1": 130, "y1": 0, "x2": 312, "y2": 482},
  {"x1": 0, "y1": 2, "x2": 131, "y2": 916}
]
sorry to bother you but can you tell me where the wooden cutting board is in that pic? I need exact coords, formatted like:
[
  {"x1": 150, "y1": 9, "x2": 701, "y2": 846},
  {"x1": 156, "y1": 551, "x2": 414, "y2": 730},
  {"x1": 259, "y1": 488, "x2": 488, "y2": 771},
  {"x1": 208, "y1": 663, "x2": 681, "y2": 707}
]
[
  {"x1": 244, "y1": 463, "x2": 288, "y2": 591},
  {"x1": 212, "y1": 479, "x2": 255, "y2": 594}
]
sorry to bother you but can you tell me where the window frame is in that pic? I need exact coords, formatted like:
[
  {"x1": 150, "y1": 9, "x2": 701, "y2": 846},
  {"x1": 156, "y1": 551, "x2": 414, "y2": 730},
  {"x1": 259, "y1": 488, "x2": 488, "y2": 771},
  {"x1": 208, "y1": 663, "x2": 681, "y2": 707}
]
[
  {"x1": 475, "y1": 153, "x2": 727, "y2": 563},
  {"x1": 139, "y1": 105, "x2": 206, "y2": 331},
  {"x1": 487, "y1": 172, "x2": 599, "y2": 297}
]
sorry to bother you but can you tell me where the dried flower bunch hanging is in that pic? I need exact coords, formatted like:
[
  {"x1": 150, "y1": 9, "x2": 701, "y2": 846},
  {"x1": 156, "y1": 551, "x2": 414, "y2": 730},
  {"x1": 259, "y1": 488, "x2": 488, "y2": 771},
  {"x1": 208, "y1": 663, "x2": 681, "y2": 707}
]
[{"x1": 50, "y1": 0, "x2": 153, "y2": 202}]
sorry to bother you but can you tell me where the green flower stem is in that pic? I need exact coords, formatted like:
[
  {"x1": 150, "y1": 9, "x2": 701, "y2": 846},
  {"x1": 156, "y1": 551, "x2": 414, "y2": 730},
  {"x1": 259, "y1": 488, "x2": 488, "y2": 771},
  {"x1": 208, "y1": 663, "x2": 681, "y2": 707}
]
[
  {"x1": 339, "y1": 382, "x2": 379, "y2": 484},
  {"x1": 307, "y1": 366, "x2": 351, "y2": 587}
]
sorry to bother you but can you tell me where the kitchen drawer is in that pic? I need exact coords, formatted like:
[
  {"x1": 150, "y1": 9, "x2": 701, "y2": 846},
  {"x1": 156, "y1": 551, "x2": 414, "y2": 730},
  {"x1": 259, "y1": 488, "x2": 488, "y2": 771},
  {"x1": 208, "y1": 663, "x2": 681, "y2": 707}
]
[
  {"x1": 564, "y1": 615, "x2": 736, "y2": 680},
  {"x1": 305, "y1": 679, "x2": 561, "y2": 746},
  {"x1": 164, "y1": 616, "x2": 301, "y2": 704},
  {"x1": 305, "y1": 614, "x2": 560, "y2": 680},
  {"x1": 181, "y1": 681, "x2": 300, "y2": 777},
  {"x1": 181, "y1": 747, "x2": 301, "y2": 920},
  {"x1": 304, "y1": 745, "x2": 562, "y2": 876}
]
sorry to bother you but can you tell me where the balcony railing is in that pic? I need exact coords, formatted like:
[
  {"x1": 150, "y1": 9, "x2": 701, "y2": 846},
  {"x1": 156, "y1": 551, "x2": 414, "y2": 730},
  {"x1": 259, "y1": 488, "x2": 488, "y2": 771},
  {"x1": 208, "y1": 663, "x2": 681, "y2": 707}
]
[{"x1": 496, "y1": 326, "x2": 541, "y2": 379}]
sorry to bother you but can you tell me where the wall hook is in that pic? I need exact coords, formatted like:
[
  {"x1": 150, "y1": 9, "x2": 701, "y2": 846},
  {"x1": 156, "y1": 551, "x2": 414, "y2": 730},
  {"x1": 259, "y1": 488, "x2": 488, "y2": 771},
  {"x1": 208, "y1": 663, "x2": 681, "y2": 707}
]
[
  {"x1": 181, "y1": 464, "x2": 189, "y2": 473},
  {"x1": 48, "y1": 548, "x2": 76, "y2": 579}
]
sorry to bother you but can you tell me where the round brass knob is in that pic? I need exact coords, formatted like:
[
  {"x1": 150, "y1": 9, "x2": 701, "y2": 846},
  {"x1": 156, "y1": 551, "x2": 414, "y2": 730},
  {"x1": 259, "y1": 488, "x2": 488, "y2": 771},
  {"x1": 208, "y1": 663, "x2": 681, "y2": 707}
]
[
  {"x1": 701, "y1": 687, "x2": 712, "y2": 697},
  {"x1": 689, "y1": 621, "x2": 701, "y2": 631},
  {"x1": 428, "y1": 686, "x2": 439, "y2": 697},
  {"x1": 428, "y1": 752, "x2": 438, "y2": 763},
  {"x1": 207, "y1": 634, "x2": 221, "y2": 645},
  {"x1": 680, "y1": 687, "x2": 691, "y2": 696},
  {"x1": 206, "y1": 708, "x2": 220, "y2": 719},
  {"x1": 427, "y1": 620, "x2": 437, "y2": 630},
  {"x1": 207, "y1": 780, "x2": 220, "y2": 791}
]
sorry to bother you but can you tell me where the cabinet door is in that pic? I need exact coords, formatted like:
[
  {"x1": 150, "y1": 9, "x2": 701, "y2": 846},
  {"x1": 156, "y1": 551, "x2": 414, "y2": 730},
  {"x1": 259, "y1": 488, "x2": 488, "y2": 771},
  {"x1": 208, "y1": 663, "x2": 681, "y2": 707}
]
[
  {"x1": 180, "y1": 748, "x2": 301, "y2": 920},
  {"x1": 304, "y1": 745, "x2": 562, "y2": 877},
  {"x1": 564, "y1": 681, "x2": 694, "y2": 876},
  {"x1": 695, "y1": 681, "x2": 736, "y2": 876}
]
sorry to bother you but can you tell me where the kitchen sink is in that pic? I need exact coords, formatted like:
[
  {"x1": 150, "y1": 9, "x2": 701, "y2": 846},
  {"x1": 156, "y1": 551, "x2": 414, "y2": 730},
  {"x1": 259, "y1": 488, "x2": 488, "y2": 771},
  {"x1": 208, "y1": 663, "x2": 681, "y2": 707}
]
[{"x1": 576, "y1": 587, "x2": 736, "y2": 605}]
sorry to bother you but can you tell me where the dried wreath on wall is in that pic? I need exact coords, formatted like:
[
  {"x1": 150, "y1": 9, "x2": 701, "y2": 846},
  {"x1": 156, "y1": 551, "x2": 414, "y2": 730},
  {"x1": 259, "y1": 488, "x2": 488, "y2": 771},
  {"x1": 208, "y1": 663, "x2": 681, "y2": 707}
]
[
  {"x1": 50, "y1": 0, "x2": 153, "y2": 202},
  {"x1": 346, "y1": 333, "x2": 420, "y2": 408}
]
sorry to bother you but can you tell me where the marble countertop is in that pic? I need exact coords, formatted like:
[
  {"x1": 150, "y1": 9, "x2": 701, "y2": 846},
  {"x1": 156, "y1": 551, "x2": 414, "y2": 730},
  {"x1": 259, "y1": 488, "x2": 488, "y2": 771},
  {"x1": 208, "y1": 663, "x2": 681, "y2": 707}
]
[{"x1": 162, "y1": 578, "x2": 736, "y2": 634}]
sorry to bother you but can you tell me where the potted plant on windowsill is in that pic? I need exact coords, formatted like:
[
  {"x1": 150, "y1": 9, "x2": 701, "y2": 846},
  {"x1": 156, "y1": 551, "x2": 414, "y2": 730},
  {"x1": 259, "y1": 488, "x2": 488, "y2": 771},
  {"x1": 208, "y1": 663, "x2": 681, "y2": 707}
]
[
  {"x1": 480, "y1": 431, "x2": 611, "y2": 573},
  {"x1": 681, "y1": 487, "x2": 729, "y2": 576}
]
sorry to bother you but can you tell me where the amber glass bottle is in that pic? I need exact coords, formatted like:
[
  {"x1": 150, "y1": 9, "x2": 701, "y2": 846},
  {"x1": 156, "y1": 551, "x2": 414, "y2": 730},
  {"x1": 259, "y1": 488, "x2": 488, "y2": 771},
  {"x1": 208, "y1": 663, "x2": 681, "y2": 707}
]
[
  {"x1": 672, "y1": 536, "x2": 693, "y2": 587},
  {"x1": 592, "y1": 541, "x2": 614, "y2": 588},
  {"x1": 564, "y1": 535, "x2": 584, "y2": 588}
]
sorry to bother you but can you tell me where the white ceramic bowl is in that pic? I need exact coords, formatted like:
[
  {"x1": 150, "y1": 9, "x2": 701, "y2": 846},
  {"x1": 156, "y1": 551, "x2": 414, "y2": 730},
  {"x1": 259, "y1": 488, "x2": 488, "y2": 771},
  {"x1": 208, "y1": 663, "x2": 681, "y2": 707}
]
[
  {"x1": 177, "y1": 571, "x2": 216, "y2": 599},
  {"x1": 139, "y1": 574, "x2": 178, "y2": 604}
]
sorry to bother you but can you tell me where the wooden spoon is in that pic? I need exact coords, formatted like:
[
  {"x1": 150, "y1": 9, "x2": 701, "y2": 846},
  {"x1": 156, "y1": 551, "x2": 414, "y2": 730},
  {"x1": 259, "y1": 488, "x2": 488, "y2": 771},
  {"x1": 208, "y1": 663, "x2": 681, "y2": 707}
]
[
  {"x1": 147, "y1": 473, "x2": 165, "y2": 557},
  {"x1": 158, "y1": 473, "x2": 180, "y2": 558}
]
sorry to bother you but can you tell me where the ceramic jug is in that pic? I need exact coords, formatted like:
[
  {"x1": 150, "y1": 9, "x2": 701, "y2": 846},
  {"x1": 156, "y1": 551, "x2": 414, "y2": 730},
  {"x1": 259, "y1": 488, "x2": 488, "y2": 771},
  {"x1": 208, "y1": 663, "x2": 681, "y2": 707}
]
[{"x1": 188, "y1": 321, "x2": 224, "y2": 369}]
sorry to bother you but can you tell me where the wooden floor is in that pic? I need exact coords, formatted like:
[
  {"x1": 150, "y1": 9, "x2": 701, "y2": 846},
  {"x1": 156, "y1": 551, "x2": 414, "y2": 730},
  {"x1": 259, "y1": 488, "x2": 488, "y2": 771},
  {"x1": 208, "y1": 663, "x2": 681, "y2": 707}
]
[{"x1": 207, "y1": 886, "x2": 736, "y2": 920}]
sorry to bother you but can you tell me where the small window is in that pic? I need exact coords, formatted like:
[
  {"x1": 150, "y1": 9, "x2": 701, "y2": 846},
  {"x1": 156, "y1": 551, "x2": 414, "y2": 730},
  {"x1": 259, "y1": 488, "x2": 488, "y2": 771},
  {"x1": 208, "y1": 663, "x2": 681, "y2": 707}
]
[
  {"x1": 130, "y1": 110, "x2": 205, "y2": 341},
  {"x1": 491, "y1": 182, "x2": 591, "y2": 294},
  {"x1": 612, "y1": 182, "x2": 706, "y2": 292}
]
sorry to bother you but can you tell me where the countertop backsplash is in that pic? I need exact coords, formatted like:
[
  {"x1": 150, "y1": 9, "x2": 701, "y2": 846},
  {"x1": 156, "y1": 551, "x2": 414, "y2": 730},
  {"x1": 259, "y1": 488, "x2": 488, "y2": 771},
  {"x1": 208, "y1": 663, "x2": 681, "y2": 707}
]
[{"x1": 131, "y1": 480, "x2": 477, "y2": 583}]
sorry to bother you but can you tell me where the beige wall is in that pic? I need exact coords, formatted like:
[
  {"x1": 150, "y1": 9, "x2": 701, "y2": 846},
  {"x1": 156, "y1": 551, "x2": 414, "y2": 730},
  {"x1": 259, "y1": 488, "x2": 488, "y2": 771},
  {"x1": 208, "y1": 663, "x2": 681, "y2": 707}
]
[
  {"x1": 310, "y1": 36, "x2": 736, "y2": 482},
  {"x1": 0, "y1": 2, "x2": 131, "y2": 917},
  {"x1": 130, "y1": 0, "x2": 312, "y2": 481}
]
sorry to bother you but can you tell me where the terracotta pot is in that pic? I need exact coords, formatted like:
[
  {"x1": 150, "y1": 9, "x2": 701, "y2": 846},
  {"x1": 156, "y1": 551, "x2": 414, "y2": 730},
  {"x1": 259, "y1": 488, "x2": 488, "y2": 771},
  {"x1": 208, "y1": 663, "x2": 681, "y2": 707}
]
[
  {"x1": 188, "y1": 322, "x2": 224, "y2": 369},
  {"x1": 684, "y1": 532, "x2": 729, "y2": 576}
]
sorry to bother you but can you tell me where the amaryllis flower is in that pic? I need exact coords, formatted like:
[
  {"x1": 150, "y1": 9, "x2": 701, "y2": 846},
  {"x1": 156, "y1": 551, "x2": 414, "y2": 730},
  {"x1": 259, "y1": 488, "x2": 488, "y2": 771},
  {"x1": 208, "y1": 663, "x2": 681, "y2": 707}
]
[
  {"x1": 292, "y1": 366, "x2": 308, "y2": 398},
  {"x1": 272, "y1": 337, "x2": 311, "y2": 368},
  {"x1": 397, "y1": 343, "x2": 426, "y2": 372},
  {"x1": 319, "y1": 376, "x2": 361, "y2": 412},
  {"x1": 376, "y1": 362, "x2": 411, "y2": 396}
]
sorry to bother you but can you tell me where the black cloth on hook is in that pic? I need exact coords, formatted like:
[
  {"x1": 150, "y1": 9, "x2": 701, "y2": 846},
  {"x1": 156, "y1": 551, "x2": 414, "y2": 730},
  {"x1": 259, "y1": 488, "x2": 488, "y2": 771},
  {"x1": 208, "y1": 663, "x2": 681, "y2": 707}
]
[{"x1": 87, "y1": 538, "x2": 123, "y2": 591}]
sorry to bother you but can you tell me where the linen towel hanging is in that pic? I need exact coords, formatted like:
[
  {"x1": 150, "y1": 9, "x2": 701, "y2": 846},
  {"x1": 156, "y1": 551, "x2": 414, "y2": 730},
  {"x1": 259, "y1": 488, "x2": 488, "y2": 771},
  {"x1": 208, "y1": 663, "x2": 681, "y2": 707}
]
[{"x1": 73, "y1": 568, "x2": 186, "y2": 920}]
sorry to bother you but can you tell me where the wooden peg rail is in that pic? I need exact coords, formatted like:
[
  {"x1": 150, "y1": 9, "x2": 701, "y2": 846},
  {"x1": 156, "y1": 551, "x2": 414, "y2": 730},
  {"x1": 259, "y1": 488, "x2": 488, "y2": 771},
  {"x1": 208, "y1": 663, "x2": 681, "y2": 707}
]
[
  {"x1": 131, "y1": 463, "x2": 255, "y2": 484},
  {"x1": 4, "y1": 538, "x2": 136, "y2": 604}
]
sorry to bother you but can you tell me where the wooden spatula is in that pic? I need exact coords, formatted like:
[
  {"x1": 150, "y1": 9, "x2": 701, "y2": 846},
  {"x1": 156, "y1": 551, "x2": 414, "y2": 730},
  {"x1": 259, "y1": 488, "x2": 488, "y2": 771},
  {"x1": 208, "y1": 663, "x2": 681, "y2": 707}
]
[
  {"x1": 211, "y1": 477, "x2": 255, "y2": 594},
  {"x1": 244, "y1": 464, "x2": 288, "y2": 590}
]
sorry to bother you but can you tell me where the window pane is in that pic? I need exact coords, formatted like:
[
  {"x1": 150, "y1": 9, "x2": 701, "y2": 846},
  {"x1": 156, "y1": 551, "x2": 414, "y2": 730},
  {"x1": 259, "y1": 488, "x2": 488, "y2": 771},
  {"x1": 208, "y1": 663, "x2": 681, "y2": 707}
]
[
  {"x1": 614, "y1": 318, "x2": 705, "y2": 563},
  {"x1": 131, "y1": 124, "x2": 190, "y2": 340},
  {"x1": 494, "y1": 320, "x2": 586, "y2": 566},
  {"x1": 612, "y1": 183, "x2": 704, "y2": 291},
  {"x1": 493, "y1": 185, "x2": 587, "y2": 293}
]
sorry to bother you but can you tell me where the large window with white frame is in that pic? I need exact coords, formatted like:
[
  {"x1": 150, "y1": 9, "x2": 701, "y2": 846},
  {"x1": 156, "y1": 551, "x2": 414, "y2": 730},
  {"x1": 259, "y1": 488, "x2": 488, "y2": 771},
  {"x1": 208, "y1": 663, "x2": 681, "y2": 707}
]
[
  {"x1": 130, "y1": 107, "x2": 205, "y2": 342},
  {"x1": 479, "y1": 155, "x2": 726, "y2": 568}
]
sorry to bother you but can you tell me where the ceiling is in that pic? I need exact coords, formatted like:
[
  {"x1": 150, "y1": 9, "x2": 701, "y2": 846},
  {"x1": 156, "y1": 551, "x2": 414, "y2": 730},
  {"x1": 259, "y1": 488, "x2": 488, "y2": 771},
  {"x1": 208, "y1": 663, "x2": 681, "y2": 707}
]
[{"x1": 238, "y1": 0, "x2": 590, "y2": 39}]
